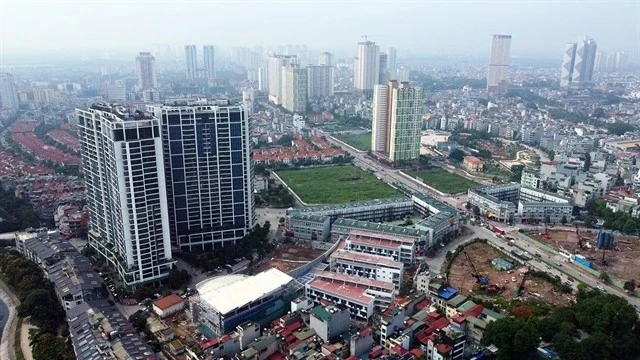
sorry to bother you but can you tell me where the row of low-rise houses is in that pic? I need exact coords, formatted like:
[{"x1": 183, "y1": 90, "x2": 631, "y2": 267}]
[{"x1": 13, "y1": 229, "x2": 156, "y2": 359}]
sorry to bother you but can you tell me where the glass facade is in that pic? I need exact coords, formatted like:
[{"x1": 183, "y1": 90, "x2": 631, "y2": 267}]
[{"x1": 153, "y1": 104, "x2": 255, "y2": 251}]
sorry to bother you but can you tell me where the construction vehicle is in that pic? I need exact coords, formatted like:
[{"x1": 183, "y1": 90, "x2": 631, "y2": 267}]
[
  {"x1": 463, "y1": 251, "x2": 489, "y2": 286},
  {"x1": 543, "y1": 218, "x2": 551, "y2": 240}
]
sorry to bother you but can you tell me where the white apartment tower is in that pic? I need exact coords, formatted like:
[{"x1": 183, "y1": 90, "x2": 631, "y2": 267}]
[
  {"x1": 203, "y1": 45, "x2": 216, "y2": 79},
  {"x1": 387, "y1": 47, "x2": 397, "y2": 75},
  {"x1": 318, "y1": 52, "x2": 334, "y2": 66},
  {"x1": 0, "y1": 73, "x2": 19, "y2": 110},
  {"x1": 185, "y1": 45, "x2": 198, "y2": 81},
  {"x1": 487, "y1": 34, "x2": 512, "y2": 93},
  {"x1": 76, "y1": 104, "x2": 174, "y2": 288},
  {"x1": 354, "y1": 40, "x2": 380, "y2": 96},
  {"x1": 307, "y1": 65, "x2": 334, "y2": 98},
  {"x1": 283, "y1": 65, "x2": 308, "y2": 113},
  {"x1": 560, "y1": 36, "x2": 597, "y2": 88},
  {"x1": 267, "y1": 55, "x2": 297, "y2": 105},
  {"x1": 371, "y1": 81, "x2": 424, "y2": 162},
  {"x1": 135, "y1": 52, "x2": 158, "y2": 90}
]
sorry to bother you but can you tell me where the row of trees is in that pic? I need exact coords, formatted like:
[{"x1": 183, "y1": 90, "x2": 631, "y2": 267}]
[
  {"x1": 0, "y1": 184, "x2": 41, "y2": 233},
  {"x1": 483, "y1": 287, "x2": 640, "y2": 360},
  {"x1": 256, "y1": 183, "x2": 294, "y2": 208},
  {"x1": 0, "y1": 253, "x2": 75, "y2": 360},
  {"x1": 585, "y1": 198, "x2": 639, "y2": 234},
  {"x1": 178, "y1": 222, "x2": 273, "y2": 272}
]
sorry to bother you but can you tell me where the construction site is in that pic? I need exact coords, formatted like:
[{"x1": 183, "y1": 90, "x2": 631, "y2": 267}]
[
  {"x1": 252, "y1": 243, "x2": 326, "y2": 273},
  {"x1": 527, "y1": 227, "x2": 640, "y2": 285},
  {"x1": 448, "y1": 242, "x2": 574, "y2": 306}
]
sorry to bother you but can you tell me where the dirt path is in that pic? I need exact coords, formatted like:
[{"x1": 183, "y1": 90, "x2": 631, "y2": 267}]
[
  {"x1": 0, "y1": 279, "x2": 19, "y2": 360},
  {"x1": 20, "y1": 317, "x2": 35, "y2": 360}
]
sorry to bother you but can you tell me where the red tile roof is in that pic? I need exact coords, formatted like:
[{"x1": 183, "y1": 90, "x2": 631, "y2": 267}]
[{"x1": 152, "y1": 294, "x2": 184, "y2": 310}]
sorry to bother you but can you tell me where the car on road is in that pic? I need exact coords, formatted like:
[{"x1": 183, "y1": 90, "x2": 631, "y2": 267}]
[
  {"x1": 597, "y1": 286, "x2": 605, "y2": 291},
  {"x1": 554, "y1": 261, "x2": 563, "y2": 267}
]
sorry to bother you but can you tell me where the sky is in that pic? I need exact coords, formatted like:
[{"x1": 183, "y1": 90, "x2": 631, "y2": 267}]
[{"x1": 1, "y1": 0, "x2": 639, "y2": 60}]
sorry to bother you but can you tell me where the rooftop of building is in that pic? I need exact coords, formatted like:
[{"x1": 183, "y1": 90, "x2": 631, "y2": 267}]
[
  {"x1": 88, "y1": 102, "x2": 155, "y2": 121},
  {"x1": 334, "y1": 218, "x2": 427, "y2": 238},
  {"x1": 66, "y1": 300, "x2": 154, "y2": 360},
  {"x1": 296, "y1": 196, "x2": 411, "y2": 214},
  {"x1": 331, "y1": 249, "x2": 403, "y2": 269},
  {"x1": 313, "y1": 270, "x2": 395, "y2": 291},
  {"x1": 195, "y1": 268, "x2": 293, "y2": 315},
  {"x1": 153, "y1": 294, "x2": 184, "y2": 310},
  {"x1": 308, "y1": 278, "x2": 376, "y2": 305}
]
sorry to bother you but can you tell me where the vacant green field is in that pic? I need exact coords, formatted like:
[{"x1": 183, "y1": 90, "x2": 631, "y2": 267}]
[
  {"x1": 333, "y1": 133, "x2": 372, "y2": 151},
  {"x1": 404, "y1": 169, "x2": 479, "y2": 194},
  {"x1": 276, "y1": 165, "x2": 398, "y2": 204}
]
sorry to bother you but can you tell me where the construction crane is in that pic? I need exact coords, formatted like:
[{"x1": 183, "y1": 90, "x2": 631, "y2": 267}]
[
  {"x1": 515, "y1": 268, "x2": 531, "y2": 296},
  {"x1": 463, "y1": 251, "x2": 489, "y2": 286},
  {"x1": 576, "y1": 224, "x2": 584, "y2": 249}
]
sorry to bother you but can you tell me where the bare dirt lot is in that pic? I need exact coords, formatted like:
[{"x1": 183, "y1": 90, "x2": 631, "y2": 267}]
[
  {"x1": 253, "y1": 244, "x2": 326, "y2": 273},
  {"x1": 448, "y1": 242, "x2": 574, "y2": 307},
  {"x1": 530, "y1": 229, "x2": 640, "y2": 283}
]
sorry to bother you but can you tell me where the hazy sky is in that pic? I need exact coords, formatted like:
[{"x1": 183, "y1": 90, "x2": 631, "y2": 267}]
[{"x1": 2, "y1": 0, "x2": 639, "y2": 59}]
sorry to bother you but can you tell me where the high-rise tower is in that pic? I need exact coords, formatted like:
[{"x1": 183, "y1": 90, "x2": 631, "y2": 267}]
[
  {"x1": 307, "y1": 65, "x2": 334, "y2": 98},
  {"x1": 76, "y1": 104, "x2": 174, "y2": 287},
  {"x1": 203, "y1": 45, "x2": 216, "y2": 79},
  {"x1": 318, "y1": 52, "x2": 334, "y2": 66},
  {"x1": 560, "y1": 36, "x2": 597, "y2": 88},
  {"x1": 185, "y1": 45, "x2": 198, "y2": 81},
  {"x1": 147, "y1": 100, "x2": 255, "y2": 252},
  {"x1": 387, "y1": 47, "x2": 397, "y2": 75},
  {"x1": 371, "y1": 81, "x2": 424, "y2": 162},
  {"x1": 135, "y1": 52, "x2": 158, "y2": 90},
  {"x1": 267, "y1": 55, "x2": 297, "y2": 105},
  {"x1": 283, "y1": 65, "x2": 308, "y2": 113},
  {"x1": 487, "y1": 34, "x2": 511, "y2": 93},
  {"x1": 0, "y1": 73, "x2": 19, "y2": 110},
  {"x1": 354, "y1": 40, "x2": 380, "y2": 96}
]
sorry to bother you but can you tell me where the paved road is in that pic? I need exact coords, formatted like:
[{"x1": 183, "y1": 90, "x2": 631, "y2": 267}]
[
  {"x1": 323, "y1": 130, "x2": 640, "y2": 308},
  {"x1": 0, "y1": 279, "x2": 19, "y2": 360}
]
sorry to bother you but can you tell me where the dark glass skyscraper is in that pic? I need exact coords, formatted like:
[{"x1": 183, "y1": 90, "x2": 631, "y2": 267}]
[{"x1": 148, "y1": 100, "x2": 255, "y2": 251}]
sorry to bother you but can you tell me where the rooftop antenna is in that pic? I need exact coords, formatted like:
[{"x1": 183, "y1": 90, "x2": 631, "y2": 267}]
[{"x1": 361, "y1": 35, "x2": 369, "y2": 42}]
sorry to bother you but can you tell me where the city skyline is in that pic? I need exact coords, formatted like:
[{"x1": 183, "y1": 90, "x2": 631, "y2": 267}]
[{"x1": 2, "y1": 2, "x2": 638, "y2": 60}]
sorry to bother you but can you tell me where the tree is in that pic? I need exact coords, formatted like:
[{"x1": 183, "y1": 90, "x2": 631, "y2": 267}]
[
  {"x1": 449, "y1": 149, "x2": 465, "y2": 163},
  {"x1": 561, "y1": 216, "x2": 568, "y2": 225},
  {"x1": 133, "y1": 286, "x2": 156, "y2": 301},
  {"x1": 18, "y1": 289, "x2": 64, "y2": 332},
  {"x1": 510, "y1": 165, "x2": 525, "y2": 182},
  {"x1": 482, "y1": 317, "x2": 539, "y2": 360},
  {"x1": 29, "y1": 329, "x2": 74, "y2": 360},
  {"x1": 166, "y1": 268, "x2": 192, "y2": 290},
  {"x1": 472, "y1": 205, "x2": 480, "y2": 216},
  {"x1": 598, "y1": 272, "x2": 611, "y2": 284},
  {"x1": 465, "y1": 202, "x2": 471, "y2": 210},
  {"x1": 622, "y1": 219, "x2": 637, "y2": 235},
  {"x1": 583, "y1": 152, "x2": 591, "y2": 171},
  {"x1": 623, "y1": 279, "x2": 636, "y2": 293},
  {"x1": 548, "y1": 150, "x2": 555, "y2": 161}
]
